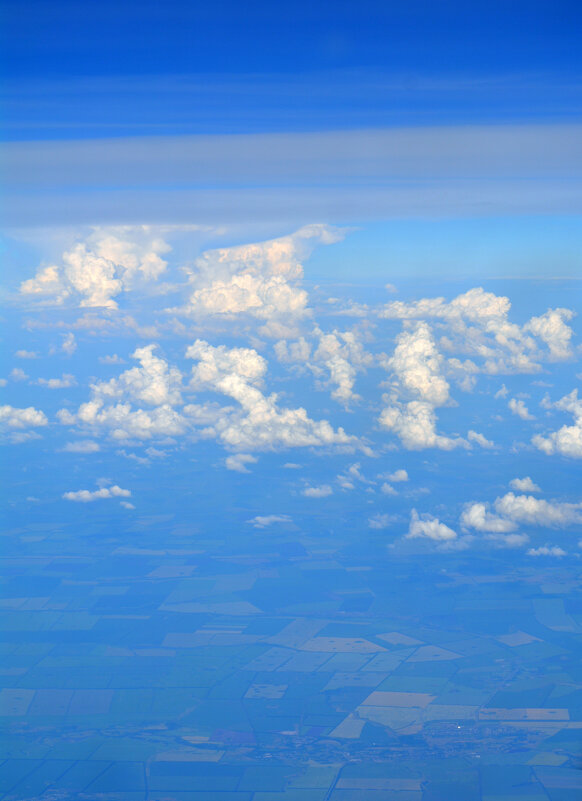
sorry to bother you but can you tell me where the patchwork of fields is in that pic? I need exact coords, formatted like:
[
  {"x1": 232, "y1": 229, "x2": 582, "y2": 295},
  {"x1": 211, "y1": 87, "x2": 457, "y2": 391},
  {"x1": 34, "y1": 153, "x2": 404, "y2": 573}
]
[{"x1": 1, "y1": 521, "x2": 582, "y2": 800}]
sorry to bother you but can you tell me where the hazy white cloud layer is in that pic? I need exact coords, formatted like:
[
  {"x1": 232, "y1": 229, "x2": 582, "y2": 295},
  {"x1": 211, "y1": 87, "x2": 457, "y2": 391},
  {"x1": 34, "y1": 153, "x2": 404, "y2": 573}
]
[{"x1": 5, "y1": 125, "x2": 582, "y2": 225}]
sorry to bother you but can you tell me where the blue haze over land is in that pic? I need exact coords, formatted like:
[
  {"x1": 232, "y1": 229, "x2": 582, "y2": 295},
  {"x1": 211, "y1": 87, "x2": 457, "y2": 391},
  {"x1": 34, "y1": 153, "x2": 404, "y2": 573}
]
[{"x1": 1, "y1": 1, "x2": 582, "y2": 799}]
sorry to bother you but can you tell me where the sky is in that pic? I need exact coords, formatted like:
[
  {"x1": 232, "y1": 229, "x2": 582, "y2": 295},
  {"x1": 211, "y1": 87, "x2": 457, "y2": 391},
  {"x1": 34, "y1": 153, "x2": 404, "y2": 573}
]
[
  {"x1": 1, "y1": 3, "x2": 582, "y2": 797},
  {"x1": 1, "y1": 0, "x2": 581, "y2": 552}
]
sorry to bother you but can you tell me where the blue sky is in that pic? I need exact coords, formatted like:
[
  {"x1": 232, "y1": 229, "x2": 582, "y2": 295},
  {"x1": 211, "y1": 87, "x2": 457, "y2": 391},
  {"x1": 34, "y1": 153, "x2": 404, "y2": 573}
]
[
  {"x1": 2, "y1": 0, "x2": 581, "y2": 548},
  {"x1": 1, "y1": 5, "x2": 582, "y2": 797}
]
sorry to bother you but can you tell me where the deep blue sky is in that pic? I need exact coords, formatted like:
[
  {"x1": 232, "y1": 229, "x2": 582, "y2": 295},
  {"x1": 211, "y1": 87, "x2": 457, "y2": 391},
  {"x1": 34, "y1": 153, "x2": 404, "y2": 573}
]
[
  {"x1": 2, "y1": 0, "x2": 582, "y2": 140},
  {"x1": 4, "y1": 0, "x2": 582, "y2": 77}
]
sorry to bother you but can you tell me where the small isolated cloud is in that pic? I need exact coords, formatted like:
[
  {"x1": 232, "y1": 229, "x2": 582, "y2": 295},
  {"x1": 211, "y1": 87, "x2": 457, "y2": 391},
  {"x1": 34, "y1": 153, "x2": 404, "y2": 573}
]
[
  {"x1": 380, "y1": 483, "x2": 397, "y2": 496},
  {"x1": 225, "y1": 453, "x2": 258, "y2": 473},
  {"x1": 99, "y1": 354, "x2": 126, "y2": 364},
  {"x1": 368, "y1": 513, "x2": 392, "y2": 530},
  {"x1": 460, "y1": 502, "x2": 517, "y2": 533},
  {"x1": 249, "y1": 514, "x2": 292, "y2": 528},
  {"x1": 38, "y1": 374, "x2": 77, "y2": 389},
  {"x1": 62, "y1": 440, "x2": 100, "y2": 454},
  {"x1": 527, "y1": 545, "x2": 566, "y2": 557},
  {"x1": 385, "y1": 283, "x2": 397, "y2": 294},
  {"x1": 61, "y1": 333, "x2": 77, "y2": 355},
  {"x1": 0, "y1": 405, "x2": 48, "y2": 440},
  {"x1": 462, "y1": 492, "x2": 582, "y2": 533},
  {"x1": 337, "y1": 462, "x2": 374, "y2": 490},
  {"x1": 508, "y1": 398, "x2": 534, "y2": 421},
  {"x1": 15, "y1": 350, "x2": 38, "y2": 359},
  {"x1": 120, "y1": 501, "x2": 135, "y2": 509},
  {"x1": 407, "y1": 509, "x2": 457, "y2": 541},
  {"x1": 468, "y1": 430, "x2": 495, "y2": 449},
  {"x1": 63, "y1": 484, "x2": 131, "y2": 502},
  {"x1": 302, "y1": 484, "x2": 333, "y2": 498},
  {"x1": 283, "y1": 462, "x2": 302, "y2": 469},
  {"x1": 486, "y1": 532, "x2": 530, "y2": 548},
  {"x1": 494, "y1": 384, "x2": 508, "y2": 399},
  {"x1": 532, "y1": 389, "x2": 582, "y2": 459},
  {"x1": 510, "y1": 477, "x2": 541, "y2": 492},
  {"x1": 10, "y1": 368, "x2": 29, "y2": 382},
  {"x1": 383, "y1": 469, "x2": 409, "y2": 483}
]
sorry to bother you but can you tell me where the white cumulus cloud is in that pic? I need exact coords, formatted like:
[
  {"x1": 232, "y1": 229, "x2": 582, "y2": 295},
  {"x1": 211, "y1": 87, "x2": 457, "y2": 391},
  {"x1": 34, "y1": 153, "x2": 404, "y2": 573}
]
[
  {"x1": 225, "y1": 453, "x2": 258, "y2": 473},
  {"x1": 532, "y1": 389, "x2": 582, "y2": 459},
  {"x1": 20, "y1": 227, "x2": 171, "y2": 308},
  {"x1": 302, "y1": 484, "x2": 333, "y2": 498},
  {"x1": 63, "y1": 484, "x2": 131, "y2": 502},
  {"x1": 508, "y1": 398, "x2": 534, "y2": 421},
  {"x1": 407, "y1": 509, "x2": 457, "y2": 541},
  {"x1": 527, "y1": 545, "x2": 566, "y2": 557},
  {"x1": 173, "y1": 225, "x2": 343, "y2": 337},
  {"x1": 510, "y1": 477, "x2": 541, "y2": 492}
]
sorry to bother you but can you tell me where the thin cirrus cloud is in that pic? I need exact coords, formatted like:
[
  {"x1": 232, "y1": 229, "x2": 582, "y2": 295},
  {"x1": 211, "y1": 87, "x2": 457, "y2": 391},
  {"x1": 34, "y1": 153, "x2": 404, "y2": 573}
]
[{"x1": 3, "y1": 125, "x2": 582, "y2": 226}]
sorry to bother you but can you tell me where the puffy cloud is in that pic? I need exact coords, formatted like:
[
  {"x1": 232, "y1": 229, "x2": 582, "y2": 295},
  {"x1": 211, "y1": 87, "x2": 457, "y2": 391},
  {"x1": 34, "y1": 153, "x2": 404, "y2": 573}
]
[
  {"x1": 15, "y1": 350, "x2": 38, "y2": 359},
  {"x1": 380, "y1": 483, "x2": 397, "y2": 495},
  {"x1": 186, "y1": 339, "x2": 358, "y2": 452},
  {"x1": 380, "y1": 400, "x2": 467, "y2": 451},
  {"x1": 525, "y1": 308, "x2": 575, "y2": 361},
  {"x1": 510, "y1": 477, "x2": 541, "y2": 492},
  {"x1": 225, "y1": 453, "x2": 258, "y2": 473},
  {"x1": 382, "y1": 323, "x2": 450, "y2": 406},
  {"x1": 20, "y1": 227, "x2": 171, "y2": 308},
  {"x1": 276, "y1": 327, "x2": 372, "y2": 407},
  {"x1": 174, "y1": 225, "x2": 343, "y2": 336},
  {"x1": 93, "y1": 345, "x2": 183, "y2": 407},
  {"x1": 532, "y1": 389, "x2": 582, "y2": 459},
  {"x1": 368, "y1": 513, "x2": 392, "y2": 529},
  {"x1": 58, "y1": 401, "x2": 187, "y2": 442},
  {"x1": 61, "y1": 333, "x2": 77, "y2": 355},
  {"x1": 99, "y1": 354, "x2": 125, "y2": 364},
  {"x1": 494, "y1": 492, "x2": 582, "y2": 528},
  {"x1": 336, "y1": 463, "x2": 374, "y2": 491},
  {"x1": 508, "y1": 398, "x2": 534, "y2": 421},
  {"x1": 38, "y1": 374, "x2": 77, "y2": 389},
  {"x1": 460, "y1": 502, "x2": 517, "y2": 533},
  {"x1": 381, "y1": 287, "x2": 511, "y2": 324},
  {"x1": 63, "y1": 484, "x2": 131, "y2": 502},
  {"x1": 62, "y1": 440, "x2": 100, "y2": 453},
  {"x1": 383, "y1": 469, "x2": 409, "y2": 483},
  {"x1": 249, "y1": 514, "x2": 292, "y2": 528},
  {"x1": 302, "y1": 484, "x2": 333, "y2": 498},
  {"x1": 311, "y1": 329, "x2": 373, "y2": 407},
  {"x1": 467, "y1": 430, "x2": 495, "y2": 448},
  {"x1": 462, "y1": 492, "x2": 582, "y2": 533},
  {"x1": 58, "y1": 345, "x2": 187, "y2": 442},
  {"x1": 527, "y1": 545, "x2": 566, "y2": 557},
  {"x1": 10, "y1": 368, "x2": 28, "y2": 382},
  {"x1": 380, "y1": 287, "x2": 575, "y2": 376},
  {"x1": 407, "y1": 509, "x2": 457, "y2": 541},
  {"x1": 379, "y1": 324, "x2": 468, "y2": 451},
  {"x1": 0, "y1": 405, "x2": 48, "y2": 440}
]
